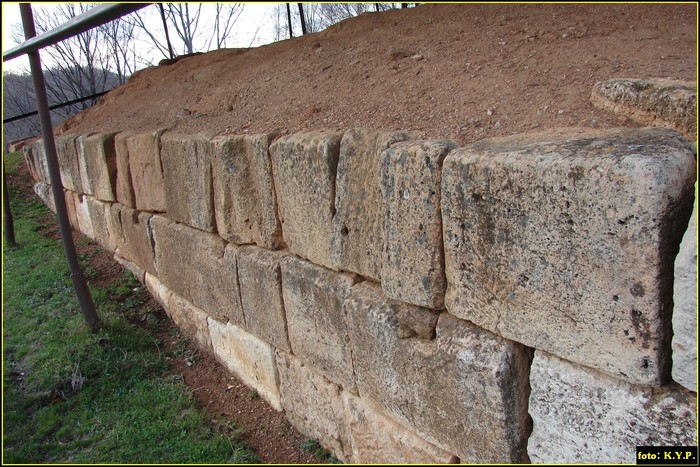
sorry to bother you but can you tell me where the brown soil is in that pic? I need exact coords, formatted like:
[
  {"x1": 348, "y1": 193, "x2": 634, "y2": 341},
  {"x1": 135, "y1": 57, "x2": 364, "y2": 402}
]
[
  {"x1": 57, "y1": 3, "x2": 696, "y2": 146},
  {"x1": 19, "y1": 3, "x2": 695, "y2": 464}
]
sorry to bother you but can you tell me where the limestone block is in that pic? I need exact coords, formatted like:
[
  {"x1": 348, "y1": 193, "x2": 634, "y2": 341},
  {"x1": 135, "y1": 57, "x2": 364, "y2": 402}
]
[
  {"x1": 106, "y1": 203, "x2": 124, "y2": 253},
  {"x1": 114, "y1": 131, "x2": 136, "y2": 208},
  {"x1": 528, "y1": 350, "x2": 697, "y2": 463},
  {"x1": 114, "y1": 254, "x2": 146, "y2": 285},
  {"x1": 144, "y1": 273, "x2": 212, "y2": 351},
  {"x1": 276, "y1": 351, "x2": 351, "y2": 462},
  {"x1": 280, "y1": 255, "x2": 358, "y2": 392},
  {"x1": 442, "y1": 128, "x2": 697, "y2": 386},
  {"x1": 55, "y1": 135, "x2": 83, "y2": 193},
  {"x1": 161, "y1": 133, "x2": 215, "y2": 231},
  {"x1": 74, "y1": 194, "x2": 94, "y2": 239},
  {"x1": 211, "y1": 133, "x2": 282, "y2": 249},
  {"x1": 591, "y1": 78, "x2": 697, "y2": 140},
  {"x1": 64, "y1": 190, "x2": 80, "y2": 232},
  {"x1": 112, "y1": 206, "x2": 156, "y2": 275},
  {"x1": 84, "y1": 196, "x2": 113, "y2": 251},
  {"x1": 343, "y1": 393, "x2": 459, "y2": 464},
  {"x1": 26, "y1": 140, "x2": 49, "y2": 183},
  {"x1": 331, "y1": 129, "x2": 410, "y2": 280},
  {"x1": 126, "y1": 130, "x2": 168, "y2": 212},
  {"x1": 151, "y1": 216, "x2": 244, "y2": 325},
  {"x1": 380, "y1": 140, "x2": 456, "y2": 309},
  {"x1": 208, "y1": 317, "x2": 281, "y2": 411},
  {"x1": 77, "y1": 133, "x2": 118, "y2": 202},
  {"x1": 346, "y1": 281, "x2": 531, "y2": 463},
  {"x1": 672, "y1": 184, "x2": 697, "y2": 391},
  {"x1": 23, "y1": 145, "x2": 39, "y2": 182},
  {"x1": 269, "y1": 131, "x2": 343, "y2": 269},
  {"x1": 33, "y1": 182, "x2": 56, "y2": 213},
  {"x1": 236, "y1": 246, "x2": 290, "y2": 352}
]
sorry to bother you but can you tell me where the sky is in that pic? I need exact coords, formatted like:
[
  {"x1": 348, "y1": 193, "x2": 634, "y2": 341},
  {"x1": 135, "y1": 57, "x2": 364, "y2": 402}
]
[{"x1": 2, "y1": 3, "x2": 281, "y2": 74}]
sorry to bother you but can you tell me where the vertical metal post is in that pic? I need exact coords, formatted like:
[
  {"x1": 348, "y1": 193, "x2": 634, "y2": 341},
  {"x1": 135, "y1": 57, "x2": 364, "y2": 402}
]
[
  {"x1": 20, "y1": 4, "x2": 100, "y2": 333},
  {"x1": 3, "y1": 162, "x2": 16, "y2": 247}
]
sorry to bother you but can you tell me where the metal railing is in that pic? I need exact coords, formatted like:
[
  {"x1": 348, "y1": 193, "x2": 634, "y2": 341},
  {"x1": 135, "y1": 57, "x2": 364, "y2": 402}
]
[{"x1": 3, "y1": 3, "x2": 152, "y2": 332}]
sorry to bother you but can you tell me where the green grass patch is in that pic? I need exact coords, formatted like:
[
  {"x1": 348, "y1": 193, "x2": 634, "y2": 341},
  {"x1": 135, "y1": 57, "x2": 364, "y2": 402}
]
[{"x1": 2, "y1": 152, "x2": 259, "y2": 464}]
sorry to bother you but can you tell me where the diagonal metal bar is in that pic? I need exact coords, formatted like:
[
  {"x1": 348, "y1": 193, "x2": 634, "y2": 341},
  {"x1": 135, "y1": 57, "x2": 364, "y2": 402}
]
[
  {"x1": 20, "y1": 3, "x2": 100, "y2": 332},
  {"x1": 4, "y1": 3, "x2": 150, "y2": 62}
]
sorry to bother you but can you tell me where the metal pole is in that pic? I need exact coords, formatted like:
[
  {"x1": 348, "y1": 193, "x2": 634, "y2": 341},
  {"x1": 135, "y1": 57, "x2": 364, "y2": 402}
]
[
  {"x1": 286, "y1": 4, "x2": 294, "y2": 39},
  {"x1": 20, "y1": 4, "x2": 100, "y2": 333},
  {"x1": 3, "y1": 162, "x2": 16, "y2": 247},
  {"x1": 297, "y1": 3, "x2": 308, "y2": 35}
]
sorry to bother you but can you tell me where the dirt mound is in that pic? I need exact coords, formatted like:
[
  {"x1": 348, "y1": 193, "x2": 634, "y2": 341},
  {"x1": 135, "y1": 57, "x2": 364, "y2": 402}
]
[{"x1": 57, "y1": 3, "x2": 696, "y2": 146}]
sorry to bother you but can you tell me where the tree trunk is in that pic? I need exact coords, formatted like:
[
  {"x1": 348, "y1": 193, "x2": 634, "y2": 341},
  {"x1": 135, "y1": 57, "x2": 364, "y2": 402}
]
[
  {"x1": 286, "y1": 3, "x2": 293, "y2": 38},
  {"x1": 298, "y1": 3, "x2": 308, "y2": 35}
]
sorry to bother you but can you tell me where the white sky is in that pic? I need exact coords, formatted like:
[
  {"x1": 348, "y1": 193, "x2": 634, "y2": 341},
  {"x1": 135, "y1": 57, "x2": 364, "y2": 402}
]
[{"x1": 2, "y1": 2, "x2": 280, "y2": 74}]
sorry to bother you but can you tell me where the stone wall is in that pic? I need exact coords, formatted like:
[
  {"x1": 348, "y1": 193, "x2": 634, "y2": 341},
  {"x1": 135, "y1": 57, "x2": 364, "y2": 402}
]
[{"x1": 24, "y1": 124, "x2": 697, "y2": 463}]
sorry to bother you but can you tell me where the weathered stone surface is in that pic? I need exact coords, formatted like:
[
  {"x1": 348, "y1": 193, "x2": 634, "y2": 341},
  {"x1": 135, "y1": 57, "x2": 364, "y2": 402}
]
[
  {"x1": 672, "y1": 184, "x2": 697, "y2": 391},
  {"x1": 591, "y1": 78, "x2": 697, "y2": 140},
  {"x1": 528, "y1": 350, "x2": 697, "y2": 463},
  {"x1": 380, "y1": 140, "x2": 456, "y2": 309},
  {"x1": 161, "y1": 133, "x2": 215, "y2": 231},
  {"x1": 84, "y1": 195, "x2": 112, "y2": 251},
  {"x1": 346, "y1": 281, "x2": 531, "y2": 463},
  {"x1": 211, "y1": 133, "x2": 282, "y2": 249},
  {"x1": 33, "y1": 182, "x2": 56, "y2": 213},
  {"x1": 269, "y1": 131, "x2": 343, "y2": 269},
  {"x1": 74, "y1": 194, "x2": 94, "y2": 239},
  {"x1": 236, "y1": 246, "x2": 290, "y2": 352},
  {"x1": 64, "y1": 190, "x2": 80, "y2": 232},
  {"x1": 115, "y1": 254, "x2": 146, "y2": 285},
  {"x1": 114, "y1": 131, "x2": 136, "y2": 208},
  {"x1": 112, "y1": 206, "x2": 156, "y2": 275},
  {"x1": 25, "y1": 140, "x2": 49, "y2": 183},
  {"x1": 209, "y1": 317, "x2": 281, "y2": 411},
  {"x1": 280, "y1": 255, "x2": 358, "y2": 392},
  {"x1": 125, "y1": 130, "x2": 168, "y2": 212},
  {"x1": 77, "y1": 133, "x2": 118, "y2": 202},
  {"x1": 343, "y1": 393, "x2": 459, "y2": 464},
  {"x1": 151, "y1": 216, "x2": 243, "y2": 324},
  {"x1": 276, "y1": 351, "x2": 351, "y2": 462},
  {"x1": 55, "y1": 135, "x2": 83, "y2": 193},
  {"x1": 442, "y1": 128, "x2": 696, "y2": 386},
  {"x1": 144, "y1": 273, "x2": 212, "y2": 350},
  {"x1": 331, "y1": 129, "x2": 410, "y2": 280}
]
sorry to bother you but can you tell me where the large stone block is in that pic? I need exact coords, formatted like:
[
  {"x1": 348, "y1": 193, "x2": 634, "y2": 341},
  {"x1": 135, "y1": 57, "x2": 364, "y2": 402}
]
[
  {"x1": 74, "y1": 193, "x2": 94, "y2": 239},
  {"x1": 125, "y1": 130, "x2": 168, "y2": 212},
  {"x1": 672, "y1": 184, "x2": 697, "y2": 391},
  {"x1": 114, "y1": 254, "x2": 146, "y2": 285},
  {"x1": 330, "y1": 129, "x2": 410, "y2": 281},
  {"x1": 343, "y1": 393, "x2": 459, "y2": 464},
  {"x1": 442, "y1": 128, "x2": 696, "y2": 386},
  {"x1": 528, "y1": 350, "x2": 697, "y2": 463},
  {"x1": 380, "y1": 140, "x2": 456, "y2": 309},
  {"x1": 114, "y1": 131, "x2": 136, "y2": 208},
  {"x1": 161, "y1": 133, "x2": 215, "y2": 231},
  {"x1": 55, "y1": 135, "x2": 83, "y2": 193},
  {"x1": 85, "y1": 195, "x2": 113, "y2": 252},
  {"x1": 111, "y1": 206, "x2": 156, "y2": 275},
  {"x1": 25, "y1": 140, "x2": 49, "y2": 183},
  {"x1": 151, "y1": 216, "x2": 243, "y2": 325},
  {"x1": 144, "y1": 273, "x2": 212, "y2": 351},
  {"x1": 346, "y1": 281, "x2": 531, "y2": 463},
  {"x1": 209, "y1": 317, "x2": 281, "y2": 411},
  {"x1": 33, "y1": 182, "x2": 56, "y2": 213},
  {"x1": 280, "y1": 255, "x2": 358, "y2": 392},
  {"x1": 77, "y1": 133, "x2": 118, "y2": 202},
  {"x1": 276, "y1": 351, "x2": 351, "y2": 462},
  {"x1": 236, "y1": 246, "x2": 290, "y2": 352},
  {"x1": 269, "y1": 131, "x2": 343, "y2": 269},
  {"x1": 64, "y1": 190, "x2": 80, "y2": 232},
  {"x1": 591, "y1": 78, "x2": 697, "y2": 140},
  {"x1": 211, "y1": 133, "x2": 282, "y2": 249}
]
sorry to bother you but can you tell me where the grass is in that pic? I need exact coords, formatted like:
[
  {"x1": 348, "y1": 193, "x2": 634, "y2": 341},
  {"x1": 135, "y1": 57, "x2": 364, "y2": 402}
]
[{"x1": 2, "y1": 151, "x2": 259, "y2": 464}]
